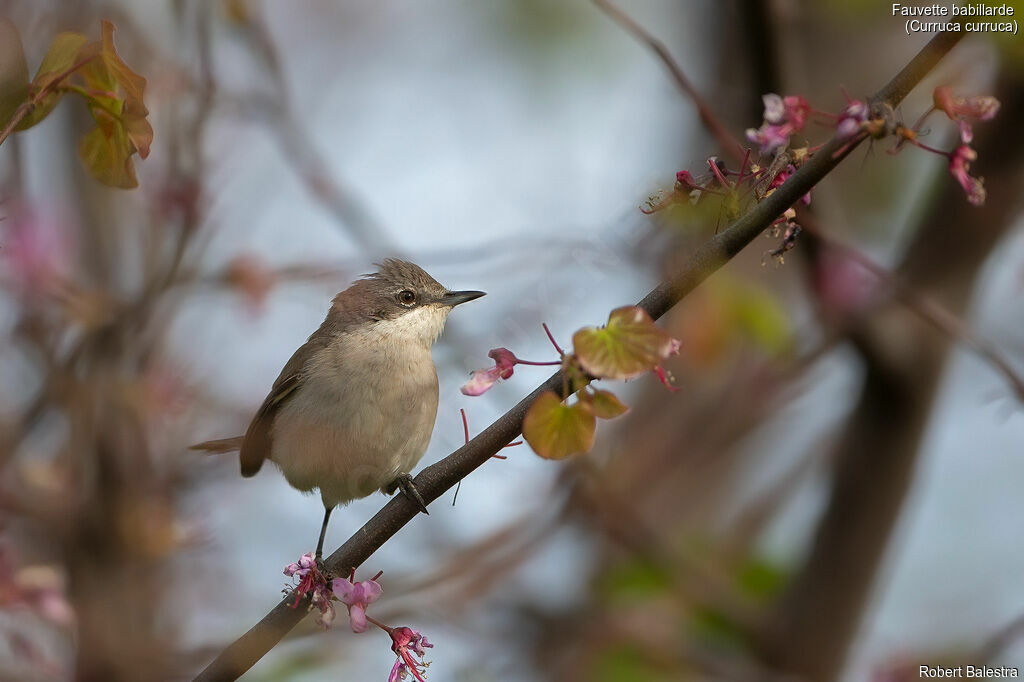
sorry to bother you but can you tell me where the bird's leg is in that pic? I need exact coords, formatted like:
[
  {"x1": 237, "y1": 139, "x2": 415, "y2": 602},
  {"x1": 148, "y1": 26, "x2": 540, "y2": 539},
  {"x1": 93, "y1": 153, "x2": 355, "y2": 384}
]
[
  {"x1": 315, "y1": 506, "x2": 333, "y2": 573},
  {"x1": 388, "y1": 473, "x2": 429, "y2": 515}
]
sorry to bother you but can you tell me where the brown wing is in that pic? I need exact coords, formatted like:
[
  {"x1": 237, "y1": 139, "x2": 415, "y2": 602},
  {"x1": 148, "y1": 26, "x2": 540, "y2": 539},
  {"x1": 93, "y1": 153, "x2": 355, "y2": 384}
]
[{"x1": 239, "y1": 322, "x2": 336, "y2": 477}]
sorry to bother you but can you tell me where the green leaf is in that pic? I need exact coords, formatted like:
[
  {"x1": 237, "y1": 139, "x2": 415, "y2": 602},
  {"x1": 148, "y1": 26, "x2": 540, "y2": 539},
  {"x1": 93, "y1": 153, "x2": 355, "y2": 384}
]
[
  {"x1": 0, "y1": 18, "x2": 29, "y2": 130},
  {"x1": 582, "y1": 388, "x2": 629, "y2": 419},
  {"x1": 3, "y1": 20, "x2": 151, "y2": 188},
  {"x1": 522, "y1": 391, "x2": 595, "y2": 460},
  {"x1": 94, "y1": 19, "x2": 151, "y2": 158},
  {"x1": 572, "y1": 306, "x2": 679, "y2": 380},
  {"x1": 34, "y1": 32, "x2": 92, "y2": 86},
  {"x1": 16, "y1": 31, "x2": 93, "y2": 131},
  {"x1": 78, "y1": 110, "x2": 138, "y2": 188}
]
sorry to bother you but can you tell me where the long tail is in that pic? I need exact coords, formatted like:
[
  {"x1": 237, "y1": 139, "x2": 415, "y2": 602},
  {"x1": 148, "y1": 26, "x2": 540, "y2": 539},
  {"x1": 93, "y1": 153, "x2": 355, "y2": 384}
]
[{"x1": 190, "y1": 436, "x2": 243, "y2": 454}]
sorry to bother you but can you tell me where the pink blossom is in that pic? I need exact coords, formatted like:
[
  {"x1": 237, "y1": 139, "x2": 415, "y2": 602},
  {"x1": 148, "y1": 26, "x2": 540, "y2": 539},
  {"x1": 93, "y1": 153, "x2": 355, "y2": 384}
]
[
  {"x1": 948, "y1": 145, "x2": 985, "y2": 206},
  {"x1": 765, "y1": 94, "x2": 810, "y2": 128},
  {"x1": 933, "y1": 86, "x2": 1000, "y2": 121},
  {"x1": 283, "y1": 552, "x2": 317, "y2": 579},
  {"x1": 0, "y1": 557, "x2": 75, "y2": 628},
  {"x1": 675, "y1": 170, "x2": 698, "y2": 192},
  {"x1": 836, "y1": 99, "x2": 869, "y2": 141},
  {"x1": 14, "y1": 567, "x2": 75, "y2": 627},
  {"x1": 388, "y1": 626, "x2": 434, "y2": 682},
  {"x1": 933, "y1": 86, "x2": 1000, "y2": 144},
  {"x1": 1, "y1": 206, "x2": 72, "y2": 298},
  {"x1": 957, "y1": 120, "x2": 974, "y2": 144},
  {"x1": 283, "y1": 552, "x2": 335, "y2": 626},
  {"x1": 652, "y1": 365, "x2": 679, "y2": 392},
  {"x1": 460, "y1": 348, "x2": 517, "y2": 396},
  {"x1": 746, "y1": 124, "x2": 791, "y2": 154},
  {"x1": 0, "y1": 549, "x2": 75, "y2": 629},
  {"x1": 651, "y1": 339, "x2": 681, "y2": 392},
  {"x1": 487, "y1": 348, "x2": 517, "y2": 376},
  {"x1": 766, "y1": 165, "x2": 811, "y2": 205},
  {"x1": 746, "y1": 94, "x2": 811, "y2": 153},
  {"x1": 332, "y1": 575, "x2": 383, "y2": 633}
]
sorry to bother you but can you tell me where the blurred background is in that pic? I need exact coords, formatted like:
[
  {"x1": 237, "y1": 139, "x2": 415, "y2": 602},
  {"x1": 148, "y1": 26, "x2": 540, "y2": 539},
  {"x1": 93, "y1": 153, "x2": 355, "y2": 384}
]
[{"x1": 1, "y1": 1, "x2": 1023, "y2": 680}]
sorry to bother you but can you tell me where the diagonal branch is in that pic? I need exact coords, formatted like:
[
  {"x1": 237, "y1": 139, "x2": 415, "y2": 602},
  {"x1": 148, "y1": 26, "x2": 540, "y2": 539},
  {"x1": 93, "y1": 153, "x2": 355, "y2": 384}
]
[{"x1": 193, "y1": 29, "x2": 964, "y2": 682}]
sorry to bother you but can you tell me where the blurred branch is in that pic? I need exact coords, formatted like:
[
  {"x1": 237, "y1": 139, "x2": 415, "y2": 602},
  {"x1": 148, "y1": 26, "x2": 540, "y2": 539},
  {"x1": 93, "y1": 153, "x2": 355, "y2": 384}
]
[
  {"x1": 194, "y1": 30, "x2": 964, "y2": 681},
  {"x1": 228, "y1": 9, "x2": 390, "y2": 251},
  {"x1": 801, "y1": 214, "x2": 1024, "y2": 401},
  {"x1": 592, "y1": 0, "x2": 744, "y2": 161},
  {"x1": 572, "y1": 459, "x2": 763, "y2": 632},
  {"x1": 762, "y1": 67, "x2": 1024, "y2": 681},
  {"x1": 974, "y1": 612, "x2": 1024, "y2": 662}
]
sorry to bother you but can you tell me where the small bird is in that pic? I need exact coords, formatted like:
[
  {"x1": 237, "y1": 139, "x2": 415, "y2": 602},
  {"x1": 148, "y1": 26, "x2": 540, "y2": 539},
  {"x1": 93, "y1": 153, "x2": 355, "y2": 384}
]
[{"x1": 192, "y1": 259, "x2": 485, "y2": 560}]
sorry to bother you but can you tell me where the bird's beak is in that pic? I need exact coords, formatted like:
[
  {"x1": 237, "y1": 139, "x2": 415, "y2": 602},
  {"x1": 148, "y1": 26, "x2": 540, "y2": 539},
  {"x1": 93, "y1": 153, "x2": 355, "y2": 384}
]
[{"x1": 440, "y1": 290, "x2": 486, "y2": 306}]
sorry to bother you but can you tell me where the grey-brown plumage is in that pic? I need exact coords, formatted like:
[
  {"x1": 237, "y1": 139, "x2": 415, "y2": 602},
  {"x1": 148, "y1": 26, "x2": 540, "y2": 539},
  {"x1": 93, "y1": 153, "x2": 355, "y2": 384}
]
[{"x1": 192, "y1": 259, "x2": 485, "y2": 557}]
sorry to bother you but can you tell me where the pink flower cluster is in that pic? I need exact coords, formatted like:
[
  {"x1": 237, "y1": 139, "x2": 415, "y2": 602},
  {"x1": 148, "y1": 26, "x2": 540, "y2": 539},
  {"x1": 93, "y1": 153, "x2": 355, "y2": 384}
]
[
  {"x1": 388, "y1": 626, "x2": 434, "y2": 682},
  {"x1": 767, "y1": 164, "x2": 811, "y2": 206},
  {"x1": 746, "y1": 93, "x2": 810, "y2": 153},
  {"x1": 282, "y1": 553, "x2": 435, "y2": 681},
  {"x1": 283, "y1": 554, "x2": 383, "y2": 630},
  {"x1": 283, "y1": 552, "x2": 335, "y2": 625},
  {"x1": 929, "y1": 86, "x2": 998, "y2": 207},
  {"x1": 836, "y1": 99, "x2": 870, "y2": 141},
  {"x1": 0, "y1": 550, "x2": 74, "y2": 628},
  {"x1": 932, "y1": 85, "x2": 1000, "y2": 144}
]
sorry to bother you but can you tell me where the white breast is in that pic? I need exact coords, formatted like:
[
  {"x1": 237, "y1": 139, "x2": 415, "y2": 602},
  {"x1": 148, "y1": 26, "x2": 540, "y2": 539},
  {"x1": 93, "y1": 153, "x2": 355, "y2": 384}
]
[{"x1": 269, "y1": 312, "x2": 445, "y2": 508}]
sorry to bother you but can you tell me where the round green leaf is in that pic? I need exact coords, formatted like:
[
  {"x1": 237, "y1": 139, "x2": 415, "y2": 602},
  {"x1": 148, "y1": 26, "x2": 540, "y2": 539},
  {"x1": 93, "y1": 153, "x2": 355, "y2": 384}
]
[
  {"x1": 78, "y1": 113, "x2": 138, "y2": 188},
  {"x1": 572, "y1": 306, "x2": 678, "y2": 380},
  {"x1": 583, "y1": 388, "x2": 629, "y2": 419},
  {"x1": 522, "y1": 391, "x2": 595, "y2": 460}
]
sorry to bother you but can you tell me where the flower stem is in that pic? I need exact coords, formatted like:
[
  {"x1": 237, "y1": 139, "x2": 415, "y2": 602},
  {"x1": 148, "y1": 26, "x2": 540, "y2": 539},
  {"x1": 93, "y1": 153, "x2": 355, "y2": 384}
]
[
  {"x1": 541, "y1": 323, "x2": 564, "y2": 356},
  {"x1": 365, "y1": 615, "x2": 392, "y2": 635}
]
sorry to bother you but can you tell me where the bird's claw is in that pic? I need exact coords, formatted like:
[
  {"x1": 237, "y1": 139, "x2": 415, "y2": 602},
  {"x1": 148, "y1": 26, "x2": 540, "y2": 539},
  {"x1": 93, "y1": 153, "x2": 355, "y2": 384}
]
[{"x1": 393, "y1": 473, "x2": 429, "y2": 515}]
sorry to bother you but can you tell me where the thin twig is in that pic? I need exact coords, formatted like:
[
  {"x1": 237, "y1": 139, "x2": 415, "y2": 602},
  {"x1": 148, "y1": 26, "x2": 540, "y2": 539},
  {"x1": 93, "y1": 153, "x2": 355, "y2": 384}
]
[
  {"x1": 801, "y1": 216, "x2": 1024, "y2": 401},
  {"x1": 233, "y1": 10, "x2": 390, "y2": 251},
  {"x1": 973, "y1": 612, "x2": 1024, "y2": 662},
  {"x1": 0, "y1": 54, "x2": 100, "y2": 147},
  {"x1": 592, "y1": 0, "x2": 745, "y2": 161},
  {"x1": 193, "y1": 29, "x2": 964, "y2": 682}
]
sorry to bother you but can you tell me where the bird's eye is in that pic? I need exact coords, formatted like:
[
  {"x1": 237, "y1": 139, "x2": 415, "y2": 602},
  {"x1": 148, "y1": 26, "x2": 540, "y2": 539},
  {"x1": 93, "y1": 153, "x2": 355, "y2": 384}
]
[{"x1": 397, "y1": 289, "x2": 417, "y2": 306}]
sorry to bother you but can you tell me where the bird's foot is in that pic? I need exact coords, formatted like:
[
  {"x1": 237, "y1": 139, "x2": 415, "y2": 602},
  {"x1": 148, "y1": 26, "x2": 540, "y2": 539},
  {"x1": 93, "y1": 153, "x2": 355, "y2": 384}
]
[{"x1": 390, "y1": 473, "x2": 429, "y2": 515}]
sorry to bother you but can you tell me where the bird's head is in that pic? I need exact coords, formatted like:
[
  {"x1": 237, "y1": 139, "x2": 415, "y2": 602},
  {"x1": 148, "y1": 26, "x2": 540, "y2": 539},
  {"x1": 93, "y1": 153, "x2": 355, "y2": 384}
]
[{"x1": 332, "y1": 259, "x2": 485, "y2": 347}]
